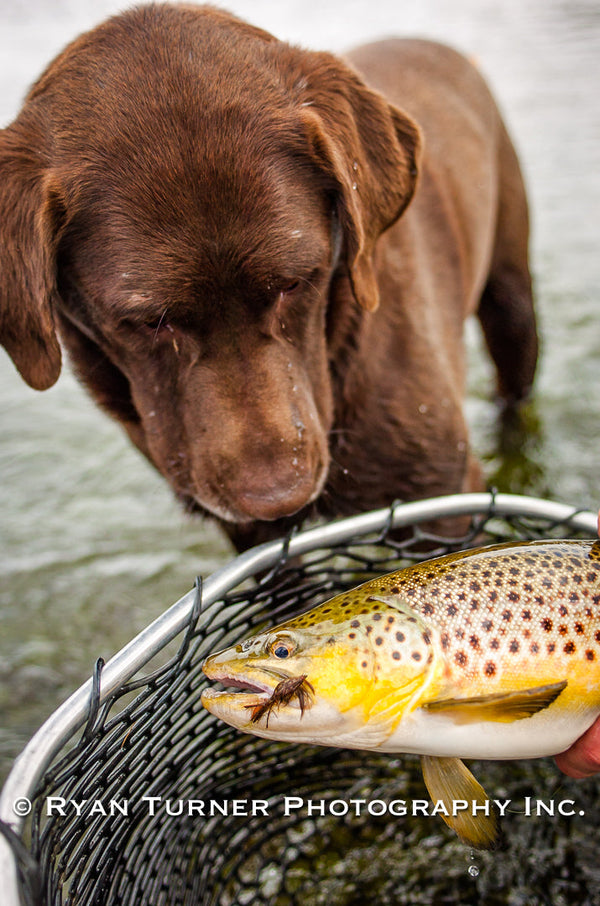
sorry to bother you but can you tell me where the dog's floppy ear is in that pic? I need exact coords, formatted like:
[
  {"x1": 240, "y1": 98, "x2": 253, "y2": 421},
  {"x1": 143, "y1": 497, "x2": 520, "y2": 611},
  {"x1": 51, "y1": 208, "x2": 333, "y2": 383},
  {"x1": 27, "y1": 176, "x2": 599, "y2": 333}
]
[
  {"x1": 0, "y1": 122, "x2": 62, "y2": 390},
  {"x1": 297, "y1": 55, "x2": 422, "y2": 312}
]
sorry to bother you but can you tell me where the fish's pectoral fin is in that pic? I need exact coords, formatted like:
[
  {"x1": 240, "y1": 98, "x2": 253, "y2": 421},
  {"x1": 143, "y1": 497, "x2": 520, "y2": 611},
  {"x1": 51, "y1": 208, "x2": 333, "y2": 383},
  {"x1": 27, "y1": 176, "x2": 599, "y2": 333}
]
[
  {"x1": 369, "y1": 595, "x2": 430, "y2": 631},
  {"x1": 421, "y1": 755, "x2": 500, "y2": 851},
  {"x1": 423, "y1": 680, "x2": 567, "y2": 723}
]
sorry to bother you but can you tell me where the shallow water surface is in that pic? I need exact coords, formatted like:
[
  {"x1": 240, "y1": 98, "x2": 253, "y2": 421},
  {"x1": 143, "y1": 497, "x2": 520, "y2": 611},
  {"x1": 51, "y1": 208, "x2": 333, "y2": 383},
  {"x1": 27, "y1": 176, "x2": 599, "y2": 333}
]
[{"x1": 0, "y1": 1, "x2": 599, "y2": 897}]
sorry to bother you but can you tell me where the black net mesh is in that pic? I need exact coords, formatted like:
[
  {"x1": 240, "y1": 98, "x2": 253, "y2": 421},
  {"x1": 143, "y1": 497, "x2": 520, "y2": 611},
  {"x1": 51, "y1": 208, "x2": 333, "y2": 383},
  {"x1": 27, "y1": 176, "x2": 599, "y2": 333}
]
[{"x1": 6, "y1": 500, "x2": 600, "y2": 906}]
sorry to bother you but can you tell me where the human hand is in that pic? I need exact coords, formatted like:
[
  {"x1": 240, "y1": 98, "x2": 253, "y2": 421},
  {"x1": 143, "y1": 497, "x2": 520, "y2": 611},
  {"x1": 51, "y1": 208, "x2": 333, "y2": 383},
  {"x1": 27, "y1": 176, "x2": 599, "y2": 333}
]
[{"x1": 554, "y1": 508, "x2": 600, "y2": 778}]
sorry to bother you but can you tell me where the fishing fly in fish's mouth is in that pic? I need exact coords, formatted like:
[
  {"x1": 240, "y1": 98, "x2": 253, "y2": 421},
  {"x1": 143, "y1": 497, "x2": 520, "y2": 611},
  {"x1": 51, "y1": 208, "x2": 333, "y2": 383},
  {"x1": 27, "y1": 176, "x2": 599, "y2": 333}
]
[{"x1": 245, "y1": 674, "x2": 315, "y2": 726}]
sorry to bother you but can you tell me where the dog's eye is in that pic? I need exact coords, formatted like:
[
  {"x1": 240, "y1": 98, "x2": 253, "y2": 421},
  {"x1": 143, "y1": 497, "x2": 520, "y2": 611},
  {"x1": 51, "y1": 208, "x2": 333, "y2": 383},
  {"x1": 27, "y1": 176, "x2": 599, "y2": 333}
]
[{"x1": 143, "y1": 316, "x2": 170, "y2": 333}]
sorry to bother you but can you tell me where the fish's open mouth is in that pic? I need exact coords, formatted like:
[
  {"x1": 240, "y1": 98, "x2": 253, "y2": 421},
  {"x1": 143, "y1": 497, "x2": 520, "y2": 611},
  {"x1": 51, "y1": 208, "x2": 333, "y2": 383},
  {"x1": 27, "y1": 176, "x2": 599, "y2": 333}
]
[
  {"x1": 202, "y1": 658, "x2": 286, "y2": 697},
  {"x1": 201, "y1": 658, "x2": 314, "y2": 727}
]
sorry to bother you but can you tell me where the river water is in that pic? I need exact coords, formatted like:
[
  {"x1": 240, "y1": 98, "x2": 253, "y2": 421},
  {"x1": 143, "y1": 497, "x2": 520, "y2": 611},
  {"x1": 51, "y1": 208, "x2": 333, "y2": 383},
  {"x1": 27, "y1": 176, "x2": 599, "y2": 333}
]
[{"x1": 0, "y1": 0, "x2": 598, "y2": 816}]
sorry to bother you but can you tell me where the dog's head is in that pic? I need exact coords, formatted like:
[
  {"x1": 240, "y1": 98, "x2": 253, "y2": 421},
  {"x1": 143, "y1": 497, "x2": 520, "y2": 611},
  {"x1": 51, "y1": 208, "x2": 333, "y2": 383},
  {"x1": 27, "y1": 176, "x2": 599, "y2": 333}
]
[{"x1": 0, "y1": 5, "x2": 420, "y2": 526}]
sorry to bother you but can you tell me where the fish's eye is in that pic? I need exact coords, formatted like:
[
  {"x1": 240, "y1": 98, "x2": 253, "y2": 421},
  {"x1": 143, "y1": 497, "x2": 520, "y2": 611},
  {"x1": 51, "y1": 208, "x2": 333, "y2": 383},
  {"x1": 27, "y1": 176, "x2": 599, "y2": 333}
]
[{"x1": 270, "y1": 637, "x2": 296, "y2": 659}]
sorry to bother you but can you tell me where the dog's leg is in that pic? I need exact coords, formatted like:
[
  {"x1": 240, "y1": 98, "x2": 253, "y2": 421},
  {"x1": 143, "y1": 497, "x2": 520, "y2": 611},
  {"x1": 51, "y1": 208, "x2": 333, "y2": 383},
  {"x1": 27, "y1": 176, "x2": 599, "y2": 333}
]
[{"x1": 477, "y1": 121, "x2": 538, "y2": 407}]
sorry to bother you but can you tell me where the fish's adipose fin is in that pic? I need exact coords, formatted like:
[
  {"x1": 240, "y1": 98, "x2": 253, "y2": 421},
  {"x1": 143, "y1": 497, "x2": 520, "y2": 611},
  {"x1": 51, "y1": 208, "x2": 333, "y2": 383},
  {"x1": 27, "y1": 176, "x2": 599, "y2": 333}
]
[
  {"x1": 422, "y1": 680, "x2": 567, "y2": 722},
  {"x1": 421, "y1": 755, "x2": 499, "y2": 850}
]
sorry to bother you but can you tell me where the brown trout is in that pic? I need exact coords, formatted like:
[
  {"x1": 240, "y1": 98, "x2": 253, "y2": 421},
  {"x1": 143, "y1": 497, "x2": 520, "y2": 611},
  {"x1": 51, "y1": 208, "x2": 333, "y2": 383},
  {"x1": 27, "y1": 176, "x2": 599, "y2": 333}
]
[{"x1": 202, "y1": 539, "x2": 600, "y2": 848}]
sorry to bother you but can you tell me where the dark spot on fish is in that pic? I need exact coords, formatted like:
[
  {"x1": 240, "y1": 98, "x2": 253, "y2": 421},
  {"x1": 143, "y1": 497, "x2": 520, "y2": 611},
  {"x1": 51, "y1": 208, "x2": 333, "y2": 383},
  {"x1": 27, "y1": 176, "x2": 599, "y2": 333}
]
[
  {"x1": 390, "y1": 587, "x2": 400, "y2": 594},
  {"x1": 455, "y1": 629, "x2": 465, "y2": 640},
  {"x1": 349, "y1": 632, "x2": 356, "y2": 639},
  {"x1": 573, "y1": 574, "x2": 583, "y2": 584},
  {"x1": 469, "y1": 635, "x2": 480, "y2": 649},
  {"x1": 423, "y1": 603, "x2": 435, "y2": 615},
  {"x1": 559, "y1": 625, "x2": 568, "y2": 635},
  {"x1": 373, "y1": 613, "x2": 382, "y2": 621},
  {"x1": 575, "y1": 623, "x2": 584, "y2": 634},
  {"x1": 351, "y1": 620, "x2": 360, "y2": 628},
  {"x1": 482, "y1": 619, "x2": 493, "y2": 632},
  {"x1": 362, "y1": 661, "x2": 368, "y2": 669},
  {"x1": 455, "y1": 651, "x2": 467, "y2": 666},
  {"x1": 509, "y1": 566, "x2": 520, "y2": 576},
  {"x1": 508, "y1": 591, "x2": 520, "y2": 603},
  {"x1": 441, "y1": 633, "x2": 450, "y2": 650},
  {"x1": 569, "y1": 592, "x2": 580, "y2": 603},
  {"x1": 564, "y1": 641, "x2": 576, "y2": 654},
  {"x1": 412, "y1": 652, "x2": 422, "y2": 661},
  {"x1": 586, "y1": 650, "x2": 595, "y2": 661},
  {"x1": 375, "y1": 637, "x2": 383, "y2": 646},
  {"x1": 530, "y1": 642, "x2": 539, "y2": 654},
  {"x1": 509, "y1": 640, "x2": 520, "y2": 653},
  {"x1": 522, "y1": 610, "x2": 532, "y2": 621},
  {"x1": 502, "y1": 610, "x2": 512, "y2": 621},
  {"x1": 470, "y1": 600, "x2": 480, "y2": 611},
  {"x1": 490, "y1": 638, "x2": 500, "y2": 650},
  {"x1": 548, "y1": 642, "x2": 556, "y2": 653},
  {"x1": 485, "y1": 662, "x2": 496, "y2": 676},
  {"x1": 470, "y1": 581, "x2": 481, "y2": 593},
  {"x1": 559, "y1": 605, "x2": 568, "y2": 616},
  {"x1": 447, "y1": 604, "x2": 458, "y2": 616},
  {"x1": 541, "y1": 618, "x2": 553, "y2": 632}
]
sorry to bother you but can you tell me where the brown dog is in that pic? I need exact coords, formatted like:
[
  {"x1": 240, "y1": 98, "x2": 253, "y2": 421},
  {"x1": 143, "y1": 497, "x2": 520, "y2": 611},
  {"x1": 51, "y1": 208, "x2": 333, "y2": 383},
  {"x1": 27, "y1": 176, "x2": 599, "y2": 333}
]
[{"x1": 0, "y1": 4, "x2": 537, "y2": 549}]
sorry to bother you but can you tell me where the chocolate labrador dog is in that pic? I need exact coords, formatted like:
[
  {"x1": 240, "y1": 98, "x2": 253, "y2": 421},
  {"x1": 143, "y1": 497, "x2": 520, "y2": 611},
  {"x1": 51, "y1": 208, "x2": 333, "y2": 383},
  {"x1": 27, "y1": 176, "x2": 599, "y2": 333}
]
[{"x1": 0, "y1": 4, "x2": 537, "y2": 549}]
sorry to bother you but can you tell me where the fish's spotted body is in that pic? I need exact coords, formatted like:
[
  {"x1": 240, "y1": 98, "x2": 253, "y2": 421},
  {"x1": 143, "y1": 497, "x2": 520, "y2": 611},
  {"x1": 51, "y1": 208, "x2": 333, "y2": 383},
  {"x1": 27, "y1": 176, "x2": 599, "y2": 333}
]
[{"x1": 202, "y1": 539, "x2": 600, "y2": 848}]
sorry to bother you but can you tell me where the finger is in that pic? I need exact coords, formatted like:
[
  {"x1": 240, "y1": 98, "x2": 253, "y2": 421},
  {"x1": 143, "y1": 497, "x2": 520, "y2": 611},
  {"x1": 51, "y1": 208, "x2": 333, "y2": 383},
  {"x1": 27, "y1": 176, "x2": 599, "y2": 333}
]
[{"x1": 555, "y1": 717, "x2": 600, "y2": 778}]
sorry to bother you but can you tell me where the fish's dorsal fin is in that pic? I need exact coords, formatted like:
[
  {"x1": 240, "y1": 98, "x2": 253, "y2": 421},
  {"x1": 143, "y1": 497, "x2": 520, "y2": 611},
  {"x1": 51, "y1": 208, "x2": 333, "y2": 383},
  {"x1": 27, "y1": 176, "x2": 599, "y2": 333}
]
[
  {"x1": 421, "y1": 755, "x2": 499, "y2": 850},
  {"x1": 422, "y1": 680, "x2": 567, "y2": 723}
]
